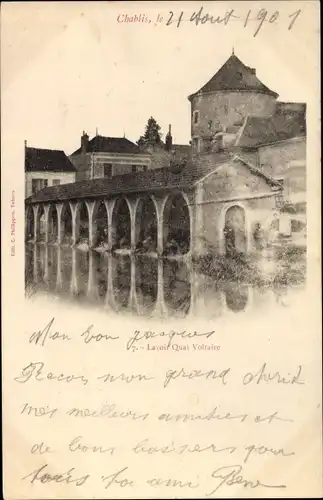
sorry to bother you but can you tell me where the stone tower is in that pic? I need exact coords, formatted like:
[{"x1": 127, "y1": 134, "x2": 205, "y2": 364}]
[{"x1": 188, "y1": 52, "x2": 279, "y2": 153}]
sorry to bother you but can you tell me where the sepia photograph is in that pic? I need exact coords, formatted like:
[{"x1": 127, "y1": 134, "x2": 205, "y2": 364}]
[
  {"x1": 24, "y1": 46, "x2": 307, "y2": 320},
  {"x1": 2, "y1": 2, "x2": 321, "y2": 499}
]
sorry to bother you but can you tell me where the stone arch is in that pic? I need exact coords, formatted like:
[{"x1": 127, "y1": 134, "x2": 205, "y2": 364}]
[
  {"x1": 48, "y1": 204, "x2": 58, "y2": 243},
  {"x1": 25, "y1": 205, "x2": 35, "y2": 241},
  {"x1": 134, "y1": 195, "x2": 158, "y2": 253},
  {"x1": 75, "y1": 201, "x2": 90, "y2": 245},
  {"x1": 36, "y1": 204, "x2": 46, "y2": 242},
  {"x1": 162, "y1": 192, "x2": 191, "y2": 255},
  {"x1": 61, "y1": 203, "x2": 73, "y2": 245},
  {"x1": 92, "y1": 199, "x2": 109, "y2": 248},
  {"x1": 111, "y1": 197, "x2": 131, "y2": 250},
  {"x1": 219, "y1": 202, "x2": 251, "y2": 255}
]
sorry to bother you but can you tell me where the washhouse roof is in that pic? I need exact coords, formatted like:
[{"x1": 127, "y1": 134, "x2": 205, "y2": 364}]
[{"x1": 25, "y1": 153, "x2": 281, "y2": 205}]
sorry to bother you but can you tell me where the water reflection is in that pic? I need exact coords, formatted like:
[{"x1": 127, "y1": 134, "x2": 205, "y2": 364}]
[
  {"x1": 223, "y1": 283, "x2": 249, "y2": 312},
  {"x1": 25, "y1": 244, "x2": 304, "y2": 319},
  {"x1": 163, "y1": 260, "x2": 191, "y2": 318}
]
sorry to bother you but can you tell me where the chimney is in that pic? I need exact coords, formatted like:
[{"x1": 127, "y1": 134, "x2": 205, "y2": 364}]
[
  {"x1": 81, "y1": 131, "x2": 89, "y2": 154},
  {"x1": 165, "y1": 124, "x2": 173, "y2": 152},
  {"x1": 24, "y1": 140, "x2": 27, "y2": 148}
]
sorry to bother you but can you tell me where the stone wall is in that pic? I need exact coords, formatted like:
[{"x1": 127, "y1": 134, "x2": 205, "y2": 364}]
[
  {"x1": 25, "y1": 171, "x2": 76, "y2": 198},
  {"x1": 258, "y1": 137, "x2": 306, "y2": 178},
  {"x1": 69, "y1": 153, "x2": 92, "y2": 182},
  {"x1": 193, "y1": 160, "x2": 277, "y2": 255},
  {"x1": 191, "y1": 91, "x2": 277, "y2": 140}
]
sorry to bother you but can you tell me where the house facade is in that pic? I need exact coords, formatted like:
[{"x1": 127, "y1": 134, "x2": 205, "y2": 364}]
[
  {"x1": 25, "y1": 143, "x2": 76, "y2": 198},
  {"x1": 69, "y1": 133, "x2": 152, "y2": 182}
]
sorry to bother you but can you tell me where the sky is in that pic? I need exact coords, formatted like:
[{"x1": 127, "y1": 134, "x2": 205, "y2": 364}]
[{"x1": 2, "y1": 1, "x2": 319, "y2": 156}]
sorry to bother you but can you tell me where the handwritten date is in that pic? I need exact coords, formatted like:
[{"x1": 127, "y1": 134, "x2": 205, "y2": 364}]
[{"x1": 163, "y1": 7, "x2": 301, "y2": 36}]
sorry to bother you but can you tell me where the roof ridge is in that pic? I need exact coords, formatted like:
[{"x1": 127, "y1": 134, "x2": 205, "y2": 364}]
[{"x1": 26, "y1": 146, "x2": 66, "y2": 153}]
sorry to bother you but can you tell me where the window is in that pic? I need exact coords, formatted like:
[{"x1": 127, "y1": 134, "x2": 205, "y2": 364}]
[
  {"x1": 52, "y1": 179, "x2": 60, "y2": 186},
  {"x1": 193, "y1": 110, "x2": 200, "y2": 125},
  {"x1": 132, "y1": 165, "x2": 137, "y2": 173},
  {"x1": 103, "y1": 163, "x2": 112, "y2": 179},
  {"x1": 31, "y1": 178, "x2": 48, "y2": 194}
]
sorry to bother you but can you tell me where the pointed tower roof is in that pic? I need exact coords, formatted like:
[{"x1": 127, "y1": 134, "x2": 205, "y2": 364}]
[{"x1": 188, "y1": 54, "x2": 278, "y2": 100}]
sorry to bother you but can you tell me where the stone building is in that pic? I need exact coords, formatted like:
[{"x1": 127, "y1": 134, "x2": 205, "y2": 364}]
[
  {"x1": 25, "y1": 52, "x2": 306, "y2": 257},
  {"x1": 69, "y1": 132, "x2": 152, "y2": 181},
  {"x1": 188, "y1": 51, "x2": 306, "y2": 248},
  {"x1": 25, "y1": 142, "x2": 76, "y2": 198},
  {"x1": 69, "y1": 127, "x2": 191, "y2": 181}
]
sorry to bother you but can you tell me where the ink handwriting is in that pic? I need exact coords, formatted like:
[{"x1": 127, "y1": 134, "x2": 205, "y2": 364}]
[
  {"x1": 243, "y1": 363, "x2": 305, "y2": 385},
  {"x1": 206, "y1": 464, "x2": 286, "y2": 495},
  {"x1": 163, "y1": 7, "x2": 302, "y2": 36},
  {"x1": 29, "y1": 317, "x2": 71, "y2": 347},
  {"x1": 28, "y1": 318, "x2": 119, "y2": 346},
  {"x1": 163, "y1": 366, "x2": 230, "y2": 388},
  {"x1": 22, "y1": 463, "x2": 90, "y2": 486}
]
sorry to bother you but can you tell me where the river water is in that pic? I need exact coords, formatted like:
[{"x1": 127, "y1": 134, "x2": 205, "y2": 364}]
[{"x1": 25, "y1": 243, "x2": 306, "y2": 320}]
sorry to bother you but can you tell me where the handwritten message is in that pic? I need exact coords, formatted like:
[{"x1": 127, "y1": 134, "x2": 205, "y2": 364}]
[{"x1": 4, "y1": 300, "x2": 317, "y2": 499}]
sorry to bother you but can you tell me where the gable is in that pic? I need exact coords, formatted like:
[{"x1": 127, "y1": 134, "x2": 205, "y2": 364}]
[{"x1": 199, "y1": 158, "x2": 279, "y2": 201}]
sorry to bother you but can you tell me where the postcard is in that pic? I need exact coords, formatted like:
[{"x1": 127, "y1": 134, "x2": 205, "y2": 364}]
[{"x1": 1, "y1": 1, "x2": 322, "y2": 498}]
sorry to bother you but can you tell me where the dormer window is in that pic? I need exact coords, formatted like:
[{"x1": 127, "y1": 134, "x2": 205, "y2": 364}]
[{"x1": 193, "y1": 110, "x2": 200, "y2": 124}]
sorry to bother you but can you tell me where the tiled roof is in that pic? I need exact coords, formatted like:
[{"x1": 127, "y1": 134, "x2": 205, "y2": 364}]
[
  {"x1": 189, "y1": 54, "x2": 278, "y2": 99},
  {"x1": 25, "y1": 147, "x2": 76, "y2": 173},
  {"x1": 25, "y1": 153, "x2": 232, "y2": 204},
  {"x1": 25, "y1": 152, "x2": 281, "y2": 204},
  {"x1": 71, "y1": 135, "x2": 142, "y2": 156},
  {"x1": 236, "y1": 109, "x2": 306, "y2": 148}
]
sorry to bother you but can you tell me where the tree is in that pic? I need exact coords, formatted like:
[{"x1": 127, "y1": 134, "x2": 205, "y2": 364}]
[{"x1": 137, "y1": 117, "x2": 162, "y2": 147}]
